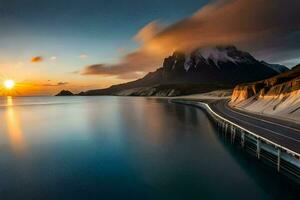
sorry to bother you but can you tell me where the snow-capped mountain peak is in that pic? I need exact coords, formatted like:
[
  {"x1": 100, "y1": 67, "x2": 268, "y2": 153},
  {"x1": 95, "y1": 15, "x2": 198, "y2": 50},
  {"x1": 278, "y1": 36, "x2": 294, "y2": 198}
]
[
  {"x1": 184, "y1": 46, "x2": 256, "y2": 71},
  {"x1": 198, "y1": 47, "x2": 239, "y2": 67}
]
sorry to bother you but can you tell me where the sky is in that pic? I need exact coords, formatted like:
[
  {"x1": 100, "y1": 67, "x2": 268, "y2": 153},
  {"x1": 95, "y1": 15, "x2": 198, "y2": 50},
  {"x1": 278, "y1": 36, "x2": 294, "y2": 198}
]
[{"x1": 0, "y1": 0, "x2": 299, "y2": 96}]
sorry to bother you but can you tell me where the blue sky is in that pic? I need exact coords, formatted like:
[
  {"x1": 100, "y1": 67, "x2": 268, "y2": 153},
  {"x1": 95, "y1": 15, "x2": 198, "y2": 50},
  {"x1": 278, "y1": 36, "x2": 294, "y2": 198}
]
[
  {"x1": 0, "y1": 0, "x2": 299, "y2": 95},
  {"x1": 0, "y1": 0, "x2": 208, "y2": 66}
]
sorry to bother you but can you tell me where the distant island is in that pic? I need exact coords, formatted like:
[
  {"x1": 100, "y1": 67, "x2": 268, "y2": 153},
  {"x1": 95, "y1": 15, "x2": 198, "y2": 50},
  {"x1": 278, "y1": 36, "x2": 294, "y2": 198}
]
[{"x1": 56, "y1": 90, "x2": 74, "y2": 96}]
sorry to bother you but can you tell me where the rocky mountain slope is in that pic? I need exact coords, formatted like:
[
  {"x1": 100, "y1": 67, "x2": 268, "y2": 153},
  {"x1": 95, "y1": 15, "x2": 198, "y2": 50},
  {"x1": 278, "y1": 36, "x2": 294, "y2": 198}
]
[
  {"x1": 260, "y1": 61, "x2": 288, "y2": 73},
  {"x1": 68, "y1": 46, "x2": 286, "y2": 97},
  {"x1": 230, "y1": 65, "x2": 300, "y2": 122}
]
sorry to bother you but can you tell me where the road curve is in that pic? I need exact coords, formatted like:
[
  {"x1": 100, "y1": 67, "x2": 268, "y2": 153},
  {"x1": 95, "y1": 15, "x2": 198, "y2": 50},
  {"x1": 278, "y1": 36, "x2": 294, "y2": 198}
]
[{"x1": 209, "y1": 100, "x2": 300, "y2": 154}]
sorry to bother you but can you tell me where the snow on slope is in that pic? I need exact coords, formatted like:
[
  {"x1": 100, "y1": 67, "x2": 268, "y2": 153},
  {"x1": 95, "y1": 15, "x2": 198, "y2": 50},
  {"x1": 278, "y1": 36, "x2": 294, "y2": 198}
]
[{"x1": 184, "y1": 46, "x2": 256, "y2": 70}]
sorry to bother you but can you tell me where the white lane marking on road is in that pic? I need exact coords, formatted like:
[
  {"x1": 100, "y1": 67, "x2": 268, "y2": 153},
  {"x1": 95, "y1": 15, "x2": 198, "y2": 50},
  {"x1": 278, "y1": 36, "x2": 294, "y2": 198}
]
[
  {"x1": 219, "y1": 109, "x2": 300, "y2": 143},
  {"x1": 222, "y1": 101, "x2": 300, "y2": 133},
  {"x1": 185, "y1": 101, "x2": 300, "y2": 142}
]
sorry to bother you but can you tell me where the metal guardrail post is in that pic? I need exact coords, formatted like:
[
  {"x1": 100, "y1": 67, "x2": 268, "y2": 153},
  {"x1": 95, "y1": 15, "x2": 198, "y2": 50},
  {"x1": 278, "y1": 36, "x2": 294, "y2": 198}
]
[
  {"x1": 231, "y1": 126, "x2": 236, "y2": 144},
  {"x1": 241, "y1": 130, "x2": 245, "y2": 148},
  {"x1": 257, "y1": 138, "x2": 261, "y2": 159},
  {"x1": 277, "y1": 149, "x2": 281, "y2": 172}
]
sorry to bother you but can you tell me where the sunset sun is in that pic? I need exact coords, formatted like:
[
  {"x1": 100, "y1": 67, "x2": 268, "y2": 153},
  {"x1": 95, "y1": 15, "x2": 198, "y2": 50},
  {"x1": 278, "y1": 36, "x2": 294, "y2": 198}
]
[{"x1": 4, "y1": 79, "x2": 15, "y2": 90}]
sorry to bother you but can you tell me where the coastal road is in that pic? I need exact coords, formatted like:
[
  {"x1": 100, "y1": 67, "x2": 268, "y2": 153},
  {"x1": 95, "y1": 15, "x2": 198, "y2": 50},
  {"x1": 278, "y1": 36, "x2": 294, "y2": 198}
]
[{"x1": 209, "y1": 100, "x2": 300, "y2": 154}]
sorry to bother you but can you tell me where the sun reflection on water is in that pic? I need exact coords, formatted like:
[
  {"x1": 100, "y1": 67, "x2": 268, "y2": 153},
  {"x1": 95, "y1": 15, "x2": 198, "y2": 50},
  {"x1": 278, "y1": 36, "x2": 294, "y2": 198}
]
[{"x1": 5, "y1": 96, "x2": 25, "y2": 154}]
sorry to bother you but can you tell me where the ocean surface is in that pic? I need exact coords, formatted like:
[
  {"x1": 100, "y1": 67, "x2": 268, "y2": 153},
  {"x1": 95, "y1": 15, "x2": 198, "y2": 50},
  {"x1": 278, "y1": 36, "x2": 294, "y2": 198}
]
[{"x1": 0, "y1": 96, "x2": 298, "y2": 199}]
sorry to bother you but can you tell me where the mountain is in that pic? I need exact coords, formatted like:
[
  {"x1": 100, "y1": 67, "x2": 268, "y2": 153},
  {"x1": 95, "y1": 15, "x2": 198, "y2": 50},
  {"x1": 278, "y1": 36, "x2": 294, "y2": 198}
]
[
  {"x1": 79, "y1": 46, "x2": 284, "y2": 96},
  {"x1": 260, "y1": 61, "x2": 289, "y2": 73},
  {"x1": 230, "y1": 64, "x2": 300, "y2": 121}
]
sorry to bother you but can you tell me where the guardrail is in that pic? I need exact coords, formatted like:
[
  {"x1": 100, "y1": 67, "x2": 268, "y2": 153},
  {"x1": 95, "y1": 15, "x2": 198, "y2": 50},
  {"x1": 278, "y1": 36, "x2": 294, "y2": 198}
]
[
  {"x1": 205, "y1": 102, "x2": 299, "y2": 157},
  {"x1": 172, "y1": 99, "x2": 300, "y2": 179}
]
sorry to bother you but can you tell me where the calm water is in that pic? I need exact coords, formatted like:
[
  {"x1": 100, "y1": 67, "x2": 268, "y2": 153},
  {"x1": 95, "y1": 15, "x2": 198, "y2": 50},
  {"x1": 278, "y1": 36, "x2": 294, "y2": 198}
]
[{"x1": 0, "y1": 96, "x2": 298, "y2": 199}]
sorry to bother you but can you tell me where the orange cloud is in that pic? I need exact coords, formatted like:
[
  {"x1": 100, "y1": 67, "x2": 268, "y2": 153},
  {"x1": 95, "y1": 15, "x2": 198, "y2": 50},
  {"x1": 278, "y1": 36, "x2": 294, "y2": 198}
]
[
  {"x1": 82, "y1": 51, "x2": 160, "y2": 78},
  {"x1": 31, "y1": 56, "x2": 43, "y2": 63},
  {"x1": 42, "y1": 82, "x2": 69, "y2": 87},
  {"x1": 82, "y1": 0, "x2": 300, "y2": 78},
  {"x1": 134, "y1": 21, "x2": 164, "y2": 44}
]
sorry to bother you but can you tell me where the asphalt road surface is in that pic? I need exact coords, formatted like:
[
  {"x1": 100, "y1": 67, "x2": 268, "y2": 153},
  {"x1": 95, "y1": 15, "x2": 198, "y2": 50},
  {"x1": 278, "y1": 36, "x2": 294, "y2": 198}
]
[{"x1": 209, "y1": 100, "x2": 300, "y2": 154}]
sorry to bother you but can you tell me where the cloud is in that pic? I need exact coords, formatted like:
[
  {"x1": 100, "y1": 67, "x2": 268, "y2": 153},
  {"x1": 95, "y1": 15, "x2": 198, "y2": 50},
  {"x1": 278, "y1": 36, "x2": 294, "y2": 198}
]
[
  {"x1": 81, "y1": 64, "x2": 107, "y2": 75},
  {"x1": 57, "y1": 82, "x2": 68, "y2": 85},
  {"x1": 82, "y1": 0, "x2": 300, "y2": 78},
  {"x1": 31, "y1": 56, "x2": 43, "y2": 63},
  {"x1": 82, "y1": 50, "x2": 159, "y2": 79},
  {"x1": 79, "y1": 54, "x2": 88, "y2": 59},
  {"x1": 134, "y1": 21, "x2": 164, "y2": 44},
  {"x1": 42, "y1": 82, "x2": 69, "y2": 87},
  {"x1": 51, "y1": 56, "x2": 57, "y2": 60}
]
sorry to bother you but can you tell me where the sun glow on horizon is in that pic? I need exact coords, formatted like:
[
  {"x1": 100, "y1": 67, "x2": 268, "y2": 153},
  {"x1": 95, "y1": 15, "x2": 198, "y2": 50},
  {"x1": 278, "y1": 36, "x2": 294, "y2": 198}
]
[{"x1": 4, "y1": 80, "x2": 15, "y2": 90}]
